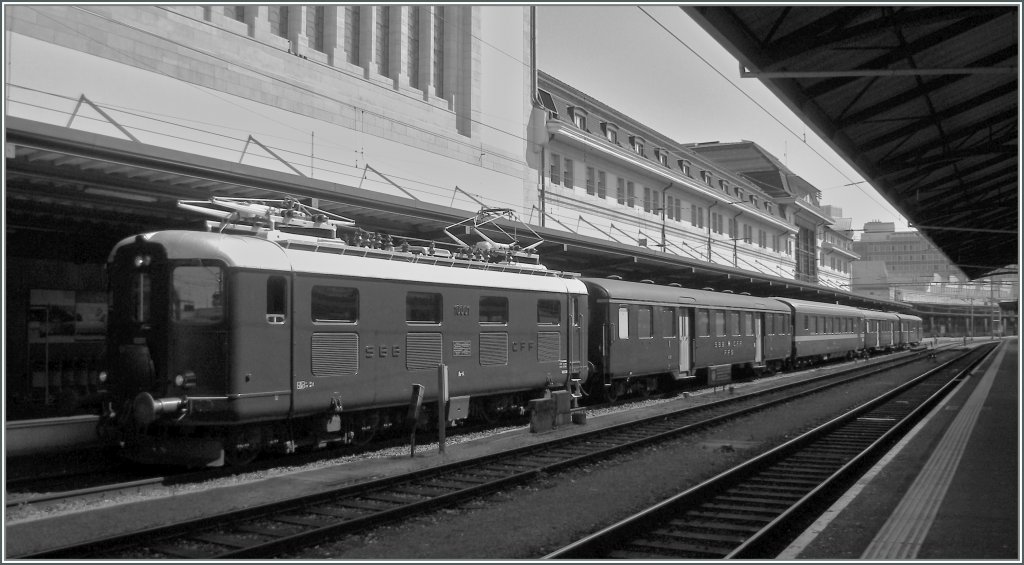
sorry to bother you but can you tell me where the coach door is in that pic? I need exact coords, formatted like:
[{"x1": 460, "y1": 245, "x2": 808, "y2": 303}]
[
  {"x1": 678, "y1": 310, "x2": 692, "y2": 376},
  {"x1": 754, "y1": 314, "x2": 764, "y2": 363}
]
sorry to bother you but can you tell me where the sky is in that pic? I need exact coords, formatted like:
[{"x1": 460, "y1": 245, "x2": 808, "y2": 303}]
[{"x1": 536, "y1": 5, "x2": 911, "y2": 235}]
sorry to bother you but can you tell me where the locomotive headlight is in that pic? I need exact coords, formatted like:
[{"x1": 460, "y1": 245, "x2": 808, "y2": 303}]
[
  {"x1": 174, "y1": 370, "x2": 197, "y2": 388},
  {"x1": 133, "y1": 254, "x2": 151, "y2": 267},
  {"x1": 98, "y1": 370, "x2": 108, "y2": 383}
]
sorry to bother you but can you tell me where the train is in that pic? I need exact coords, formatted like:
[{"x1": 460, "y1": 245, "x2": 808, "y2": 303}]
[{"x1": 95, "y1": 199, "x2": 922, "y2": 467}]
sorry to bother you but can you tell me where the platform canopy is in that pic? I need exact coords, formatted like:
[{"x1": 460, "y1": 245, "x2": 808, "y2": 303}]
[{"x1": 686, "y1": 6, "x2": 1019, "y2": 280}]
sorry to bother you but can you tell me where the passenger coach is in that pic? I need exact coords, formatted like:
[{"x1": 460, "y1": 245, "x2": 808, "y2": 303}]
[
  {"x1": 582, "y1": 278, "x2": 791, "y2": 400},
  {"x1": 773, "y1": 297, "x2": 867, "y2": 367}
]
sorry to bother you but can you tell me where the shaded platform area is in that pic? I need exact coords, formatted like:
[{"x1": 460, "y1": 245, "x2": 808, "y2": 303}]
[{"x1": 783, "y1": 338, "x2": 1019, "y2": 560}]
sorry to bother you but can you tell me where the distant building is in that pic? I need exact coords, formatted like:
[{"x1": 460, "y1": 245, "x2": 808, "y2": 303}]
[{"x1": 535, "y1": 73, "x2": 800, "y2": 280}]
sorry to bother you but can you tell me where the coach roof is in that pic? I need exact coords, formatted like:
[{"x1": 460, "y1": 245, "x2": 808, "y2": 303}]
[{"x1": 583, "y1": 278, "x2": 788, "y2": 312}]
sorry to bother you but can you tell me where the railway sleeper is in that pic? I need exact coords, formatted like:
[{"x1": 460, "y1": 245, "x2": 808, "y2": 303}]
[
  {"x1": 685, "y1": 509, "x2": 774, "y2": 524},
  {"x1": 235, "y1": 523, "x2": 305, "y2": 537},
  {"x1": 305, "y1": 505, "x2": 367, "y2": 519},
  {"x1": 700, "y1": 502, "x2": 782, "y2": 516},
  {"x1": 146, "y1": 543, "x2": 217, "y2": 559},
  {"x1": 191, "y1": 532, "x2": 262, "y2": 549},
  {"x1": 626, "y1": 538, "x2": 731, "y2": 557},
  {"x1": 718, "y1": 494, "x2": 798, "y2": 508},
  {"x1": 724, "y1": 487, "x2": 807, "y2": 502},
  {"x1": 651, "y1": 527, "x2": 748, "y2": 545},
  {"x1": 668, "y1": 518, "x2": 762, "y2": 533}
]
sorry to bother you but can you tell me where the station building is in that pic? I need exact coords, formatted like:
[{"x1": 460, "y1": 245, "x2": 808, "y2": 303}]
[
  {"x1": 851, "y1": 222, "x2": 1019, "y2": 337},
  {"x1": 5, "y1": 5, "x2": 862, "y2": 422}
]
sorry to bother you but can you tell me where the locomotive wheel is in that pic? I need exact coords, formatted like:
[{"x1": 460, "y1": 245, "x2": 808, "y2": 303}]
[
  {"x1": 350, "y1": 412, "x2": 380, "y2": 446},
  {"x1": 605, "y1": 381, "x2": 625, "y2": 403},
  {"x1": 224, "y1": 427, "x2": 262, "y2": 467}
]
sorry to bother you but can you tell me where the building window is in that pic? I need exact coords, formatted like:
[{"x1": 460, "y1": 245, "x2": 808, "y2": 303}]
[
  {"x1": 758, "y1": 229, "x2": 767, "y2": 248},
  {"x1": 270, "y1": 5, "x2": 289, "y2": 38},
  {"x1": 765, "y1": 202, "x2": 773, "y2": 214},
  {"x1": 674, "y1": 198, "x2": 682, "y2": 222},
  {"x1": 630, "y1": 136, "x2": 645, "y2": 156},
  {"x1": 691, "y1": 205, "x2": 704, "y2": 229},
  {"x1": 743, "y1": 224, "x2": 752, "y2": 244},
  {"x1": 602, "y1": 123, "x2": 619, "y2": 144},
  {"x1": 655, "y1": 149, "x2": 669, "y2": 167},
  {"x1": 376, "y1": 6, "x2": 390, "y2": 77},
  {"x1": 549, "y1": 152, "x2": 561, "y2": 185},
  {"x1": 712, "y1": 212, "x2": 723, "y2": 234},
  {"x1": 569, "y1": 107, "x2": 588, "y2": 130},
  {"x1": 626, "y1": 181, "x2": 635, "y2": 208},
  {"x1": 226, "y1": 6, "x2": 246, "y2": 22},
  {"x1": 666, "y1": 195, "x2": 675, "y2": 220},
  {"x1": 616, "y1": 177, "x2": 625, "y2": 205},
  {"x1": 345, "y1": 6, "x2": 361, "y2": 65},
  {"x1": 406, "y1": 6, "x2": 420, "y2": 88},
  {"x1": 586, "y1": 166, "x2": 595, "y2": 196},
  {"x1": 719, "y1": 180, "x2": 729, "y2": 192},
  {"x1": 432, "y1": 6, "x2": 444, "y2": 97},
  {"x1": 563, "y1": 158, "x2": 574, "y2": 188},
  {"x1": 306, "y1": 6, "x2": 325, "y2": 52},
  {"x1": 772, "y1": 234, "x2": 780, "y2": 252},
  {"x1": 728, "y1": 217, "x2": 737, "y2": 239},
  {"x1": 643, "y1": 186, "x2": 652, "y2": 212},
  {"x1": 701, "y1": 170, "x2": 712, "y2": 185},
  {"x1": 597, "y1": 170, "x2": 607, "y2": 199},
  {"x1": 678, "y1": 159, "x2": 692, "y2": 177}
]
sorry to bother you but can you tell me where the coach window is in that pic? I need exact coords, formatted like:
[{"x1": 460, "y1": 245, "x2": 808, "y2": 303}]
[
  {"x1": 638, "y1": 306, "x2": 653, "y2": 339},
  {"x1": 713, "y1": 310, "x2": 726, "y2": 337},
  {"x1": 825, "y1": 317, "x2": 832, "y2": 334},
  {"x1": 407, "y1": 292, "x2": 442, "y2": 324},
  {"x1": 696, "y1": 309, "x2": 710, "y2": 337},
  {"x1": 312, "y1": 286, "x2": 359, "y2": 323},
  {"x1": 617, "y1": 306, "x2": 629, "y2": 339},
  {"x1": 661, "y1": 307, "x2": 676, "y2": 337},
  {"x1": 802, "y1": 314, "x2": 810, "y2": 332},
  {"x1": 479, "y1": 296, "x2": 508, "y2": 324},
  {"x1": 766, "y1": 314, "x2": 774, "y2": 335},
  {"x1": 538, "y1": 299, "x2": 561, "y2": 325},
  {"x1": 743, "y1": 312, "x2": 753, "y2": 336},
  {"x1": 727, "y1": 312, "x2": 739, "y2": 336}
]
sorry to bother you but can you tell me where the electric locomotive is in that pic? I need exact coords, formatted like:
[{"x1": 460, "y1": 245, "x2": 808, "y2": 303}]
[{"x1": 98, "y1": 200, "x2": 588, "y2": 466}]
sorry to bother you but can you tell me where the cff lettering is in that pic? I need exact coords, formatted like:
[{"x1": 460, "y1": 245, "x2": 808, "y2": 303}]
[{"x1": 714, "y1": 339, "x2": 744, "y2": 357}]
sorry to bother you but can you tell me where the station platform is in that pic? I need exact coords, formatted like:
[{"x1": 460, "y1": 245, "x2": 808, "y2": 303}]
[{"x1": 781, "y1": 337, "x2": 1019, "y2": 560}]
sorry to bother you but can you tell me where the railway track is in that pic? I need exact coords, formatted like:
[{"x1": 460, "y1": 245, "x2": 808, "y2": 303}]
[
  {"x1": 543, "y1": 342, "x2": 996, "y2": 560},
  {"x1": 14, "y1": 348, "x2": 944, "y2": 559}
]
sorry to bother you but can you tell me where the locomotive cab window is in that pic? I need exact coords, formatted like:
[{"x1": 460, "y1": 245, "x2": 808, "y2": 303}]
[
  {"x1": 172, "y1": 265, "x2": 224, "y2": 324},
  {"x1": 538, "y1": 299, "x2": 560, "y2": 325},
  {"x1": 479, "y1": 296, "x2": 508, "y2": 324},
  {"x1": 312, "y1": 286, "x2": 358, "y2": 323},
  {"x1": 407, "y1": 292, "x2": 442, "y2": 324},
  {"x1": 267, "y1": 276, "x2": 287, "y2": 324}
]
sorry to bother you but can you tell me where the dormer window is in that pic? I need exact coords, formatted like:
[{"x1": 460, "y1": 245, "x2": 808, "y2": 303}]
[
  {"x1": 719, "y1": 180, "x2": 729, "y2": 193},
  {"x1": 678, "y1": 159, "x2": 692, "y2": 177},
  {"x1": 655, "y1": 149, "x2": 669, "y2": 167},
  {"x1": 765, "y1": 202, "x2": 773, "y2": 214},
  {"x1": 700, "y1": 170, "x2": 712, "y2": 185},
  {"x1": 749, "y1": 195, "x2": 758, "y2": 207},
  {"x1": 568, "y1": 107, "x2": 588, "y2": 131},
  {"x1": 629, "y1": 135, "x2": 645, "y2": 156},
  {"x1": 601, "y1": 122, "x2": 619, "y2": 144}
]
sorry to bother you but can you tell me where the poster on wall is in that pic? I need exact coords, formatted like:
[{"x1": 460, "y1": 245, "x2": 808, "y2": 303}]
[
  {"x1": 28, "y1": 289, "x2": 77, "y2": 343},
  {"x1": 74, "y1": 291, "x2": 108, "y2": 340}
]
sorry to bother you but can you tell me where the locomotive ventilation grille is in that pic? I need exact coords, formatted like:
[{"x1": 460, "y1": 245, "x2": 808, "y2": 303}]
[
  {"x1": 311, "y1": 333, "x2": 359, "y2": 376},
  {"x1": 537, "y1": 331, "x2": 561, "y2": 363},
  {"x1": 479, "y1": 332, "x2": 509, "y2": 366},
  {"x1": 407, "y1": 333, "x2": 443, "y2": 371}
]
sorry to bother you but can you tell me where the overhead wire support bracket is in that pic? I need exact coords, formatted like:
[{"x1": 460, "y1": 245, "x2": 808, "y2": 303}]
[
  {"x1": 240, "y1": 135, "x2": 307, "y2": 178},
  {"x1": 66, "y1": 94, "x2": 140, "y2": 143}
]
